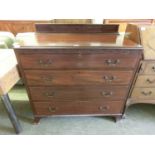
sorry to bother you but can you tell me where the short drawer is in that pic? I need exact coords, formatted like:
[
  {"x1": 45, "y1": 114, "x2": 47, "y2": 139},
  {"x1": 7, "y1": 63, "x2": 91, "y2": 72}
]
[
  {"x1": 140, "y1": 61, "x2": 155, "y2": 74},
  {"x1": 135, "y1": 75, "x2": 155, "y2": 87},
  {"x1": 24, "y1": 70, "x2": 133, "y2": 86},
  {"x1": 33, "y1": 100, "x2": 125, "y2": 115},
  {"x1": 131, "y1": 87, "x2": 155, "y2": 99},
  {"x1": 18, "y1": 52, "x2": 140, "y2": 69},
  {"x1": 29, "y1": 86, "x2": 128, "y2": 101}
]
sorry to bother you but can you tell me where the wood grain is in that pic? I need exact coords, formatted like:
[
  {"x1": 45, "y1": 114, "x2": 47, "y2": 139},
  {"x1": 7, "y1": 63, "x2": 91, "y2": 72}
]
[
  {"x1": 132, "y1": 87, "x2": 155, "y2": 99},
  {"x1": 35, "y1": 24, "x2": 119, "y2": 33},
  {"x1": 17, "y1": 51, "x2": 141, "y2": 70},
  {"x1": 33, "y1": 100, "x2": 124, "y2": 115},
  {"x1": 24, "y1": 70, "x2": 133, "y2": 86},
  {"x1": 29, "y1": 86, "x2": 128, "y2": 101},
  {"x1": 0, "y1": 66, "x2": 20, "y2": 95},
  {"x1": 0, "y1": 20, "x2": 51, "y2": 35},
  {"x1": 14, "y1": 24, "x2": 142, "y2": 122},
  {"x1": 140, "y1": 61, "x2": 155, "y2": 74},
  {"x1": 139, "y1": 25, "x2": 155, "y2": 59},
  {"x1": 50, "y1": 19, "x2": 93, "y2": 24},
  {"x1": 135, "y1": 75, "x2": 155, "y2": 87}
]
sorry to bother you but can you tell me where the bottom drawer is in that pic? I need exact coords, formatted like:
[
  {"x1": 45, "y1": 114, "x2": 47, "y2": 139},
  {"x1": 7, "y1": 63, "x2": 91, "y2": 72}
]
[
  {"x1": 131, "y1": 87, "x2": 155, "y2": 99},
  {"x1": 33, "y1": 100, "x2": 125, "y2": 116}
]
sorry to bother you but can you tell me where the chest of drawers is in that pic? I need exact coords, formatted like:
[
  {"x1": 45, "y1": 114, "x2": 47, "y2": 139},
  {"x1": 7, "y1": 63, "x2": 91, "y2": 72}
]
[
  {"x1": 125, "y1": 26, "x2": 155, "y2": 113},
  {"x1": 14, "y1": 24, "x2": 143, "y2": 123}
]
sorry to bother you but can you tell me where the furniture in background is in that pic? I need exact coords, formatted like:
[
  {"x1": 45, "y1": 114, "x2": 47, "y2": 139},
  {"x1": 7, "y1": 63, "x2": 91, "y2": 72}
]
[
  {"x1": 104, "y1": 19, "x2": 155, "y2": 32},
  {"x1": 14, "y1": 24, "x2": 142, "y2": 123},
  {"x1": 124, "y1": 25, "x2": 155, "y2": 113},
  {"x1": 0, "y1": 20, "x2": 51, "y2": 35},
  {"x1": 50, "y1": 19, "x2": 93, "y2": 24},
  {"x1": 0, "y1": 49, "x2": 22, "y2": 134},
  {"x1": 104, "y1": 19, "x2": 155, "y2": 24},
  {"x1": 0, "y1": 20, "x2": 94, "y2": 35}
]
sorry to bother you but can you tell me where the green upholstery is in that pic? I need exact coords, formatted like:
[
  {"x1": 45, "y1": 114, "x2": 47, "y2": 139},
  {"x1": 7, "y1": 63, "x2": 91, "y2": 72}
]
[
  {"x1": 0, "y1": 41, "x2": 8, "y2": 49},
  {"x1": 0, "y1": 32, "x2": 15, "y2": 48}
]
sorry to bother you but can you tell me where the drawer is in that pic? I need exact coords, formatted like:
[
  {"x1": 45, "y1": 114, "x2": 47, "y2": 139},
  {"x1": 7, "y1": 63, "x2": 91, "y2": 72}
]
[
  {"x1": 33, "y1": 100, "x2": 125, "y2": 115},
  {"x1": 18, "y1": 53, "x2": 140, "y2": 69},
  {"x1": 29, "y1": 86, "x2": 128, "y2": 101},
  {"x1": 135, "y1": 75, "x2": 155, "y2": 87},
  {"x1": 131, "y1": 87, "x2": 155, "y2": 99},
  {"x1": 24, "y1": 70, "x2": 133, "y2": 86},
  {"x1": 141, "y1": 61, "x2": 155, "y2": 74}
]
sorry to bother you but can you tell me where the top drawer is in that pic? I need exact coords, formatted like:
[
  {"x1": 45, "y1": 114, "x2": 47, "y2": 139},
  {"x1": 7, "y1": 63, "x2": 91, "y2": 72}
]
[
  {"x1": 17, "y1": 52, "x2": 141, "y2": 70},
  {"x1": 140, "y1": 61, "x2": 155, "y2": 74}
]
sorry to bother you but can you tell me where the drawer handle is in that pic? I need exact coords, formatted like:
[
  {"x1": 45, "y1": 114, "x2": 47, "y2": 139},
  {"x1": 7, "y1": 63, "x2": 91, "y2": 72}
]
[
  {"x1": 103, "y1": 75, "x2": 116, "y2": 82},
  {"x1": 106, "y1": 59, "x2": 120, "y2": 66},
  {"x1": 44, "y1": 92, "x2": 55, "y2": 97},
  {"x1": 99, "y1": 106, "x2": 109, "y2": 112},
  {"x1": 48, "y1": 107, "x2": 57, "y2": 112},
  {"x1": 141, "y1": 91, "x2": 152, "y2": 96},
  {"x1": 101, "y1": 91, "x2": 113, "y2": 97},
  {"x1": 38, "y1": 59, "x2": 52, "y2": 66},
  {"x1": 152, "y1": 66, "x2": 155, "y2": 71},
  {"x1": 146, "y1": 78, "x2": 155, "y2": 84},
  {"x1": 42, "y1": 76, "x2": 53, "y2": 82}
]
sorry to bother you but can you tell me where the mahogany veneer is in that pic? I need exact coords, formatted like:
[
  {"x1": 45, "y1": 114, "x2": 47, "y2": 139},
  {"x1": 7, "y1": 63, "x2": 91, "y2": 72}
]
[{"x1": 14, "y1": 24, "x2": 143, "y2": 123}]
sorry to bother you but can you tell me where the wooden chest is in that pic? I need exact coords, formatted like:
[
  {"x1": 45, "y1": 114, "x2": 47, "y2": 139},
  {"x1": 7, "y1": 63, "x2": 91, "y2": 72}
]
[
  {"x1": 14, "y1": 24, "x2": 143, "y2": 123},
  {"x1": 125, "y1": 25, "x2": 155, "y2": 112},
  {"x1": 130, "y1": 61, "x2": 155, "y2": 103}
]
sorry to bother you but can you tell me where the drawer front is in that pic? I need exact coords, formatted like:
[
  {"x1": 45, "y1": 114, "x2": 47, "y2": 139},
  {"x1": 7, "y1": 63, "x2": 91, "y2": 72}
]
[
  {"x1": 24, "y1": 70, "x2": 133, "y2": 86},
  {"x1": 141, "y1": 61, "x2": 155, "y2": 74},
  {"x1": 29, "y1": 86, "x2": 128, "y2": 101},
  {"x1": 135, "y1": 75, "x2": 155, "y2": 87},
  {"x1": 33, "y1": 100, "x2": 124, "y2": 115},
  {"x1": 131, "y1": 87, "x2": 155, "y2": 99},
  {"x1": 18, "y1": 53, "x2": 140, "y2": 69}
]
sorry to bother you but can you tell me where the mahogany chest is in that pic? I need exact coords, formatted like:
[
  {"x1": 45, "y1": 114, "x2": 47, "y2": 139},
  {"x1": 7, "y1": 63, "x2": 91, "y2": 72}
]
[{"x1": 14, "y1": 24, "x2": 143, "y2": 123}]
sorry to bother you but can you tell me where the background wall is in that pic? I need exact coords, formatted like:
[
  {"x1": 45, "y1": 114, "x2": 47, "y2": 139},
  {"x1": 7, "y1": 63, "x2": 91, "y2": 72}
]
[
  {"x1": 0, "y1": 0, "x2": 154, "y2": 20},
  {"x1": 0, "y1": 0, "x2": 104, "y2": 20}
]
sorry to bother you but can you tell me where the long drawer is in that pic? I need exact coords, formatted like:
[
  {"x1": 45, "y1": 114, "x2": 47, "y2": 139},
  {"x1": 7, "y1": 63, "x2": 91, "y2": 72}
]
[
  {"x1": 33, "y1": 100, "x2": 124, "y2": 115},
  {"x1": 131, "y1": 87, "x2": 155, "y2": 99},
  {"x1": 24, "y1": 70, "x2": 133, "y2": 86},
  {"x1": 29, "y1": 86, "x2": 128, "y2": 101},
  {"x1": 18, "y1": 52, "x2": 140, "y2": 69},
  {"x1": 135, "y1": 75, "x2": 155, "y2": 87}
]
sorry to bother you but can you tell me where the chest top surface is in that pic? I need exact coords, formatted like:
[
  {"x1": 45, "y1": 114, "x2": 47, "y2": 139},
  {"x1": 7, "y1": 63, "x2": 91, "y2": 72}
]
[
  {"x1": 139, "y1": 25, "x2": 155, "y2": 59},
  {"x1": 13, "y1": 24, "x2": 142, "y2": 50}
]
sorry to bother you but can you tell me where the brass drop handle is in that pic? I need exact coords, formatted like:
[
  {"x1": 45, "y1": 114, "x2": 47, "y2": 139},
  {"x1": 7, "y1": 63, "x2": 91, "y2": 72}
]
[
  {"x1": 103, "y1": 75, "x2": 116, "y2": 82},
  {"x1": 146, "y1": 78, "x2": 155, "y2": 84},
  {"x1": 42, "y1": 76, "x2": 53, "y2": 82},
  {"x1": 38, "y1": 59, "x2": 52, "y2": 66},
  {"x1": 106, "y1": 59, "x2": 120, "y2": 66},
  {"x1": 101, "y1": 91, "x2": 113, "y2": 97},
  {"x1": 141, "y1": 91, "x2": 152, "y2": 96},
  {"x1": 44, "y1": 92, "x2": 55, "y2": 97},
  {"x1": 152, "y1": 66, "x2": 155, "y2": 72},
  {"x1": 99, "y1": 106, "x2": 109, "y2": 112},
  {"x1": 48, "y1": 107, "x2": 57, "y2": 112}
]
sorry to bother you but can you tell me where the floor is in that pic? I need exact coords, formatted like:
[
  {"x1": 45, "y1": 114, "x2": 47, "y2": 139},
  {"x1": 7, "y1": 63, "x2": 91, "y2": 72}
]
[{"x1": 0, "y1": 85, "x2": 155, "y2": 135}]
